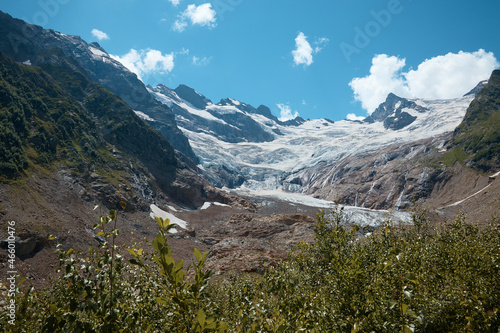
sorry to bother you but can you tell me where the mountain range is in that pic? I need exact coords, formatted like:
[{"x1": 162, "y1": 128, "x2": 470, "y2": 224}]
[
  {"x1": 147, "y1": 75, "x2": 498, "y2": 213},
  {"x1": 0, "y1": 11, "x2": 499, "y2": 278}
]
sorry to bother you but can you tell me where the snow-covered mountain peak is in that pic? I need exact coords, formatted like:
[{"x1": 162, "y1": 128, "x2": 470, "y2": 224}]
[
  {"x1": 148, "y1": 82, "x2": 476, "y2": 200},
  {"x1": 364, "y1": 93, "x2": 430, "y2": 130},
  {"x1": 174, "y1": 84, "x2": 212, "y2": 109}
]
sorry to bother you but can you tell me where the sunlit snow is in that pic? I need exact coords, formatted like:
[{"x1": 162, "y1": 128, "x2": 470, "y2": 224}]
[{"x1": 150, "y1": 204, "x2": 188, "y2": 233}]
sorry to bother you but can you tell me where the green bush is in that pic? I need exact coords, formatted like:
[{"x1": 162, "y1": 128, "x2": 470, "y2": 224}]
[{"x1": 1, "y1": 206, "x2": 499, "y2": 332}]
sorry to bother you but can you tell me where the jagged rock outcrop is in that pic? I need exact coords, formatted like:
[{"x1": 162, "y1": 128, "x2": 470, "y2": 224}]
[{"x1": 364, "y1": 93, "x2": 429, "y2": 130}]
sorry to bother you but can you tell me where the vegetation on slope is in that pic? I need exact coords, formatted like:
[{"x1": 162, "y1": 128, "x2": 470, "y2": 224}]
[
  {"x1": 447, "y1": 70, "x2": 500, "y2": 172},
  {"x1": 0, "y1": 52, "x2": 106, "y2": 179},
  {"x1": 1, "y1": 206, "x2": 498, "y2": 332},
  {"x1": 0, "y1": 50, "x2": 209, "y2": 207}
]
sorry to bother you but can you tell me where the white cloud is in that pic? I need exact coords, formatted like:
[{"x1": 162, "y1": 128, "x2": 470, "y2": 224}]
[
  {"x1": 91, "y1": 29, "x2": 109, "y2": 41},
  {"x1": 277, "y1": 104, "x2": 299, "y2": 122},
  {"x1": 349, "y1": 54, "x2": 408, "y2": 113},
  {"x1": 314, "y1": 37, "x2": 329, "y2": 53},
  {"x1": 350, "y1": 50, "x2": 499, "y2": 114},
  {"x1": 192, "y1": 55, "x2": 212, "y2": 66},
  {"x1": 173, "y1": 3, "x2": 217, "y2": 32},
  {"x1": 169, "y1": 0, "x2": 181, "y2": 6},
  {"x1": 292, "y1": 32, "x2": 328, "y2": 67},
  {"x1": 172, "y1": 20, "x2": 188, "y2": 32},
  {"x1": 346, "y1": 113, "x2": 366, "y2": 121},
  {"x1": 292, "y1": 32, "x2": 313, "y2": 66},
  {"x1": 110, "y1": 49, "x2": 174, "y2": 80}
]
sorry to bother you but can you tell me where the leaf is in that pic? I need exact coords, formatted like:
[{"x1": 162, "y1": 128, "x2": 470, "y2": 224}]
[
  {"x1": 405, "y1": 272, "x2": 418, "y2": 284},
  {"x1": 402, "y1": 303, "x2": 409, "y2": 315},
  {"x1": 197, "y1": 309, "x2": 206, "y2": 328},
  {"x1": 403, "y1": 325, "x2": 414, "y2": 333},
  {"x1": 129, "y1": 258, "x2": 143, "y2": 267},
  {"x1": 119, "y1": 201, "x2": 127, "y2": 211},
  {"x1": 206, "y1": 321, "x2": 216, "y2": 329},
  {"x1": 194, "y1": 248, "x2": 202, "y2": 262},
  {"x1": 156, "y1": 296, "x2": 169, "y2": 305},
  {"x1": 109, "y1": 209, "x2": 117, "y2": 221},
  {"x1": 218, "y1": 322, "x2": 228, "y2": 331}
]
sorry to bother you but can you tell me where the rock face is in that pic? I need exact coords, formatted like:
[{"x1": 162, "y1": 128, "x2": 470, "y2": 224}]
[
  {"x1": 364, "y1": 93, "x2": 429, "y2": 130},
  {"x1": 289, "y1": 136, "x2": 450, "y2": 210},
  {"x1": 201, "y1": 213, "x2": 317, "y2": 273},
  {"x1": 149, "y1": 84, "x2": 277, "y2": 144}
]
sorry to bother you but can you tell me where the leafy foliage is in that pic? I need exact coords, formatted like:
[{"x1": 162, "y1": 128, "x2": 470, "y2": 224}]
[{"x1": 1, "y1": 206, "x2": 499, "y2": 332}]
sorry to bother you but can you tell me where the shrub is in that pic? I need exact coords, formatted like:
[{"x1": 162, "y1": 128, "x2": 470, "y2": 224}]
[{"x1": 1, "y1": 206, "x2": 499, "y2": 332}]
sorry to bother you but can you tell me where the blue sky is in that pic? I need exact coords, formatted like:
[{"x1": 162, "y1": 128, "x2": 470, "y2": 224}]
[{"x1": 2, "y1": 0, "x2": 499, "y2": 121}]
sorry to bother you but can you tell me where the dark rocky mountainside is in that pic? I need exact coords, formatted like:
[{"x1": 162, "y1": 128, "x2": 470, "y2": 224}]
[
  {"x1": 0, "y1": 11, "x2": 197, "y2": 162},
  {"x1": 0, "y1": 50, "x2": 213, "y2": 209}
]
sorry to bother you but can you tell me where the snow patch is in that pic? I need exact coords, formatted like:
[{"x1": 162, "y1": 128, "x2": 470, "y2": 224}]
[
  {"x1": 89, "y1": 46, "x2": 107, "y2": 58},
  {"x1": 200, "y1": 202, "x2": 231, "y2": 210},
  {"x1": 150, "y1": 204, "x2": 188, "y2": 232},
  {"x1": 134, "y1": 110, "x2": 155, "y2": 122}
]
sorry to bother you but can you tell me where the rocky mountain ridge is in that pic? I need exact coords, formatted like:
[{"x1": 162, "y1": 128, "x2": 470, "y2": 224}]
[
  {"x1": 0, "y1": 11, "x2": 197, "y2": 162},
  {"x1": 147, "y1": 79, "x2": 493, "y2": 211}
]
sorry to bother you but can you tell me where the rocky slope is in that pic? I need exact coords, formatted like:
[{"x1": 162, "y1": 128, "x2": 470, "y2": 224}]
[{"x1": 0, "y1": 11, "x2": 197, "y2": 162}]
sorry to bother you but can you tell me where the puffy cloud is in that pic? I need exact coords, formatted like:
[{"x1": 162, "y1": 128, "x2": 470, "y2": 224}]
[
  {"x1": 173, "y1": 3, "x2": 217, "y2": 32},
  {"x1": 110, "y1": 49, "x2": 174, "y2": 80},
  {"x1": 277, "y1": 104, "x2": 299, "y2": 121},
  {"x1": 350, "y1": 50, "x2": 499, "y2": 114},
  {"x1": 349, "y1": 54, "x2": 409, "y2": 113},
  {"x1": 346, "y1": 113, "x2": 366, "y2": 121},
  {"x1": 292, "y1": 32, "x2": 329, "y2": 67},
  {"x1": 91, "y1": 29, "x2": 109, "y2": 41},
  {"x1": 169, "y1": 0, "x2": 181, "y2": 6},
  {"x1": 405, "y1": 50, "x2": 498, "y2": 98},
  {"x1": 292, "y1": 32, "x2": 313, "y2": 66}
]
